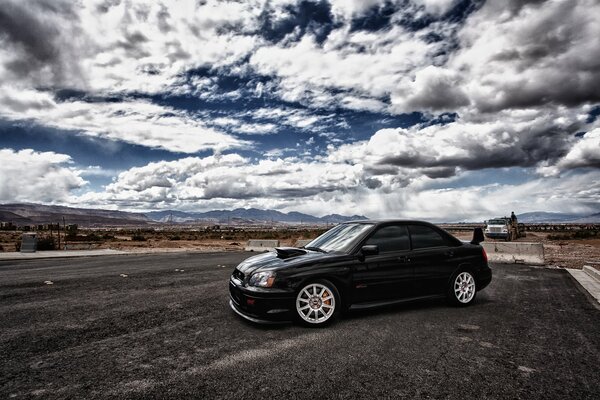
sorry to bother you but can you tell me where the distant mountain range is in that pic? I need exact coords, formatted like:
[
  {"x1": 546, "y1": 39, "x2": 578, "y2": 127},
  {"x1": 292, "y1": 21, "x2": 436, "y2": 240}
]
[
  {"x1": 0, "y1": 203, "x2": 366, "y2": 226},
  {"x1": 0, "y1": 203, "x2": 148, "y2": 226},
  {"x1": 516, "y1": 212, "x2": 600, "y2": 223},
  {"x1": 1, "y1": 203, "x2": 598, "y2": 226},
  {"x1": 144, "y1": 208, "x2": 367, "y2": 224}
]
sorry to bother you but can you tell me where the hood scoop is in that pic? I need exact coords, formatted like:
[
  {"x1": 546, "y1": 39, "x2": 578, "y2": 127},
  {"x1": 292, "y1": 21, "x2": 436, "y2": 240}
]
[{"x1": 274, "y1": 247, "x2": 307, "y2": 259}]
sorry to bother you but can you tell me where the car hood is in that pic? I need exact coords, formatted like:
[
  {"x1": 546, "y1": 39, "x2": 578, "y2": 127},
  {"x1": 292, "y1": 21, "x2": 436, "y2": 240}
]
[{"x1": 235, "y1": 248, "x2": 340, "y2": 275}]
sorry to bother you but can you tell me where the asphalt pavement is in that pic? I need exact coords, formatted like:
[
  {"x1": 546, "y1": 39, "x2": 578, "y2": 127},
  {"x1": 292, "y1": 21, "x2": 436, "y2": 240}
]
[{"x1": 1, "y1": 253, "x2": 599, "y2": 399}]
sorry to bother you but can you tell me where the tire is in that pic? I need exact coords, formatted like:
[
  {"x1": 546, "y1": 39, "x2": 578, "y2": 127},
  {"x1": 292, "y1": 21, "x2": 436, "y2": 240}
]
[
  {"x1": 448, "y1": 269, "x2": 477, "y2": 306},
  {"x1": 295, "y1": 279, "x2": 340, "y2": 327}
]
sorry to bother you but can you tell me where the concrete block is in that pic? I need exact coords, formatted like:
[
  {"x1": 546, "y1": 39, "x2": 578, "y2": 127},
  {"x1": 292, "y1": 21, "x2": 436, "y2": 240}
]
[
  {"x1": 482, "y1": 242, "x2": 545, "y2": 265},
  {"x1": 20, "y1": 233, "x2": 37, "y2": 253},
  {"x1": 583, "y1": 265, "x2": 600, "y2": 282},
  {"x1": 245, "y1": 239, "x2": 279, "y2": 252},
  {"x1": 295, "y1": 239, "x2": 313, "y2": 248}
]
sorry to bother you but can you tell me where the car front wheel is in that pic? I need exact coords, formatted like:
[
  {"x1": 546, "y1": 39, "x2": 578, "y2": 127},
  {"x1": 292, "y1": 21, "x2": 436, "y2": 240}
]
[
  {"x1": 295, "y1": 280, "x2": 340, "y2": 326},
  {"x1": 449, "y1": 270, "x2": 477, "y2": 306}
]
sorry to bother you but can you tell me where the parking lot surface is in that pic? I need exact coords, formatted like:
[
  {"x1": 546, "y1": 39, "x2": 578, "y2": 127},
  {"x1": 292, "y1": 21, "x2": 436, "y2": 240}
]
[{"x1": 1, "y1": 253, "x2": 599, "y2": 399}]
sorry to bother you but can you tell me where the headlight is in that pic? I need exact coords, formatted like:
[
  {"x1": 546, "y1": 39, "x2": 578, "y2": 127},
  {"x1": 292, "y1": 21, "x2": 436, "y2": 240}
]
[{"x1": 248, "y1": 271, "x2": 276, "y2": 288}]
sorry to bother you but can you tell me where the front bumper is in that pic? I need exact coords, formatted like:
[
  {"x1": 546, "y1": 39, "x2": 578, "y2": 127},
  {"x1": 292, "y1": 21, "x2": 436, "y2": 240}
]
[
  {"x1": 484, "y1": 232, "x2": 508, "y2": 239},
  {"x1": 228, "y1": 279, "x2": 295, "y2": 324}
]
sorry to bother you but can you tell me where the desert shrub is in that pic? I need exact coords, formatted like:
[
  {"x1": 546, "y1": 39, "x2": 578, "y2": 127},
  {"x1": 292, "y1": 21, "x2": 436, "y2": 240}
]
[
  {"x1": 85, "y1": 233, "x2": 103, "y2": 241},
  {"x1": 169, "y1": 235, "x2": 181, "y2": 241},
  {"x1": 36, "y1": 237, "x2": 56, "y2": 250},
  {"x1": 572, "y1": 230, "x2": 599, "y2": 239},
  {"x1": 548, "y1": 230, "x2": 599, "y2": 240},
  {"x1": 131, "y1": 234, "x2": 146, "y2": 241}
]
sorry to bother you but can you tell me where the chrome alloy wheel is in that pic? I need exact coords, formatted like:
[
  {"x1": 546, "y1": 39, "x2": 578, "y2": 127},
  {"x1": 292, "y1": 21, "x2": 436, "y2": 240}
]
[
  {"x1": 454, "y1": 272, "x2": 476, "y2": 303},
  {"x1": 296, "y1": 283, "x2": 336, "y2": 324}
]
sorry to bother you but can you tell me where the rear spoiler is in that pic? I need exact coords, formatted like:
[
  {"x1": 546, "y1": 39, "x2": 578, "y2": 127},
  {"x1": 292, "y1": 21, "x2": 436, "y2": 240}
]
[{"x1": 471, "y1": 227, "x2": 485, "y2": 245}]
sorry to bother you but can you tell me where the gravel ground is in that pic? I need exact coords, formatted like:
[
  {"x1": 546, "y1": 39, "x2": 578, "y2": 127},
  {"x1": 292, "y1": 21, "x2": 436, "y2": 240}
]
[{"x1": 1, "y1": 253, "x2": 599, "y2": 399}]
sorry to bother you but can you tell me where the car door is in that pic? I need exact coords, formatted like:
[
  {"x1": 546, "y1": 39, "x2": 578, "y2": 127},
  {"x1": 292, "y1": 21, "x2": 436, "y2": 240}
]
[
  {"x1": 352, "y1": 224, "x2": 414, "y2": 303},
  {"x1": 408, "y1": 224, "x2": 457, "y2": 296}
]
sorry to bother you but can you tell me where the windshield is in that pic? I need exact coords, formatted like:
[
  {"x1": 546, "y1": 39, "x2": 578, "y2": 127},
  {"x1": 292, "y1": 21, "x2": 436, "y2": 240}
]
[
  {"x1": 305, "y1": 223, "x2": 374, "y2": 253},
  {"x1": 488, "y1": 219, "x2": 508, "y2": 225}
]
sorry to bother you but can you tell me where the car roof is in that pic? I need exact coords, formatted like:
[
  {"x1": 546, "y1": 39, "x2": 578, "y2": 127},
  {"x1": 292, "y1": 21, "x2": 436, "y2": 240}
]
[{"x1": 343, "y1": 219, "x2": 436, "y2": 225}]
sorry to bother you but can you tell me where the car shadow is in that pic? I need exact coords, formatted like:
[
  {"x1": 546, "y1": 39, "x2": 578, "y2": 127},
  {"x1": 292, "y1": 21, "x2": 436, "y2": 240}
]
[
  {"x1": 343, "y1": 297, "x2": 447, "y2": 321},
  {"x1": 343, "y1": 294, "x2": 494, "y2": 321},
  {"x1": 229, "y1": 294, "x2": 495, "y2": 330}
]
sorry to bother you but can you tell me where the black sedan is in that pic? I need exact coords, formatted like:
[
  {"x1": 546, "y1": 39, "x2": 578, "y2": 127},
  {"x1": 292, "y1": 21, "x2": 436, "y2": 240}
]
[{"x1": 229, "y1": 220, "x2": 491, "y2": 326}]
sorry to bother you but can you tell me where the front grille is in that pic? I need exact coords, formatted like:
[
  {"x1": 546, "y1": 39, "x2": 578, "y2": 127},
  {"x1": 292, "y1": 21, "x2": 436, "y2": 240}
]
[
  {"x1": 233, "y1": 269, "x2": 245, "y2": 282},
  {"x1": 490, "y1": 227, "x2": 501, "y2": 233}
]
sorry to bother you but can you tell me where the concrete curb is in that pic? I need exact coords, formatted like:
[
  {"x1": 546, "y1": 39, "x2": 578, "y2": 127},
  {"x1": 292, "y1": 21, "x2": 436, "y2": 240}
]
[
  {"x1": 567, "y1": 265, "x2": 600, "y2": 307},
  {"x1": 0, "y1": 249, "x2": 128, "y2": 260},
  {"x1": 0, "y1": 248, "x2": 249, "y2": 261}
]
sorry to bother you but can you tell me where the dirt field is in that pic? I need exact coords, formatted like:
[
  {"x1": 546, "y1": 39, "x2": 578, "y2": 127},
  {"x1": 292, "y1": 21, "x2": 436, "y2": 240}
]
[
  {"x1": 0, "y1": 228, "x2": 321, "y2": 254},
  {"x1": 450, "y1": 230, "x2": 600, "y2": 270},
  {"x1": 1, "y1": 228, "x2": 599, "y2": 269}
]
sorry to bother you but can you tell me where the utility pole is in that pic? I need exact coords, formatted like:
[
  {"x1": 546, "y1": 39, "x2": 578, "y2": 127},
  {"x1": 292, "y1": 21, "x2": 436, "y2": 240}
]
[
  {"x1": 63, "y1": 216, "x2": 66, "y2": 250},
  {"x1": 57, "y1": 222, "x2": 60, "y2": 249}
]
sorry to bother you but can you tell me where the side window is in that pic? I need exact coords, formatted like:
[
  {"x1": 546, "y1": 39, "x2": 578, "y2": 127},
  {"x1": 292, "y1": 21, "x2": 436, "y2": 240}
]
[
  {"x1": 409, "y1": 225, "x2": 447, "y2": 249},
  {"x1": 365, "y1": 225, "x2": 410, "y2": 253}
]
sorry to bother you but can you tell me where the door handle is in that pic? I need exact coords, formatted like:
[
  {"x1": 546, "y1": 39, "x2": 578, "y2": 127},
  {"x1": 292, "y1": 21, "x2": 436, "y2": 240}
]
[{"x1": 397, "y1": 256, "x2": 411, "y2": 263}]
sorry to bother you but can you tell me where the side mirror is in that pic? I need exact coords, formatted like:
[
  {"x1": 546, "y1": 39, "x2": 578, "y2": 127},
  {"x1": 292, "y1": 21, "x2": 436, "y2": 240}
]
[
  {"x1": 360, "y1": 245, "x2": 379, "y2": 256},
  {"x1": 471, "y1": 227, "x2": 485, "y2": 245}
]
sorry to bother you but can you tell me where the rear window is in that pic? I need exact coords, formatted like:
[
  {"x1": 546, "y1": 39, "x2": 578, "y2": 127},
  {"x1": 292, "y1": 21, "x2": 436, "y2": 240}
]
[{"x1": 409, "y1": 225, "x2": 448, "y2": 249}]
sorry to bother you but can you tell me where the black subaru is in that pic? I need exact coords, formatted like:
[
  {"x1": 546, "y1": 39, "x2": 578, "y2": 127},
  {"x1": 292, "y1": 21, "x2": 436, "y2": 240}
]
[{"x1": 229, "y1": 220, "x2": 491, "y2": 326}]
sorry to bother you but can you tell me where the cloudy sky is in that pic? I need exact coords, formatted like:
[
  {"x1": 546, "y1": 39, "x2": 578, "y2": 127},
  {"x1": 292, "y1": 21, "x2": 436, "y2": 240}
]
[{"x1": 0, "y1": 0, "x2": 599, "y2": 221}]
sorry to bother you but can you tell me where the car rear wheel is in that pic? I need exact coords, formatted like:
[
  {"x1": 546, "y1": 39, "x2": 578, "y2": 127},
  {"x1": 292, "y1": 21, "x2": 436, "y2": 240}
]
[
  {"x1": 449, "y1": 270, "x2": 477, "y2": 306},
  {"x1": 295, "y1": 280, "x2": 340, "y2": 326}
]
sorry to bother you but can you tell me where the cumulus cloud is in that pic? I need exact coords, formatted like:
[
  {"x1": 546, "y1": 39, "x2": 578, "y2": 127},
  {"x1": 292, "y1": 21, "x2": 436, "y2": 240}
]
[
  {"x1": 0, "y1": 0, "x2": 265, "y2": 96},
  {"x1": 329, "y1": 0, "x2": 386, "y2": 20},
  {"x1": 330, "y1": 0, "x2": 458, "y2": 20},
  {"x1": 70, "y1": 150, "x2": 600, "y2": 220},
  {"x1": 426, "y1": 0, "x2": 600, "y2": 113},
  {"x1": 412, "y1": 0, "x2": 459, "y2": 16},
  {"x1": 0, "y1": 87, "x2": 249, "y2": 153},
  {"x1": 80, "y1": 154, "x2": 365, "y2": 207},
  {"x1": 0, "y1": 0, "x2": 88, "y2": 88},
  {"x1": 0, "y1": 149, "x2": 86, "y2": 203},
  {"x1": 329, "y1": 107, "x2": 587, "y2": 177},
  {"x1": 250, "y1": 26, "x2": 441, "y2": 109},
  {"x1": 390, "y1": 66, "x2": 469, "y2": 113},
  {"x1": 358, "y1": 169, "x2": 600, "y2": 222},
  {"x1": 537, "y1": 128, "x2": 600, "y2": 176},
  {"x1": 559, "y1": 129, "x2": 600, "y2": 170}
]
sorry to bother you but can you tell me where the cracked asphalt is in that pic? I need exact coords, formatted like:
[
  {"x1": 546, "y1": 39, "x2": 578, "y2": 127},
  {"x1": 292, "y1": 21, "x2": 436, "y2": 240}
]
[{"x1": 1, "y1": 252, "x2": 599, "y2": 399}]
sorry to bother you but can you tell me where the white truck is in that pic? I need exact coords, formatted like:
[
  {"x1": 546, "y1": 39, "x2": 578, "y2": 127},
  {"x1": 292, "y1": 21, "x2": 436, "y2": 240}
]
[{"x1": 484, "y1": 215, "x2": 524, "y2": 241}]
